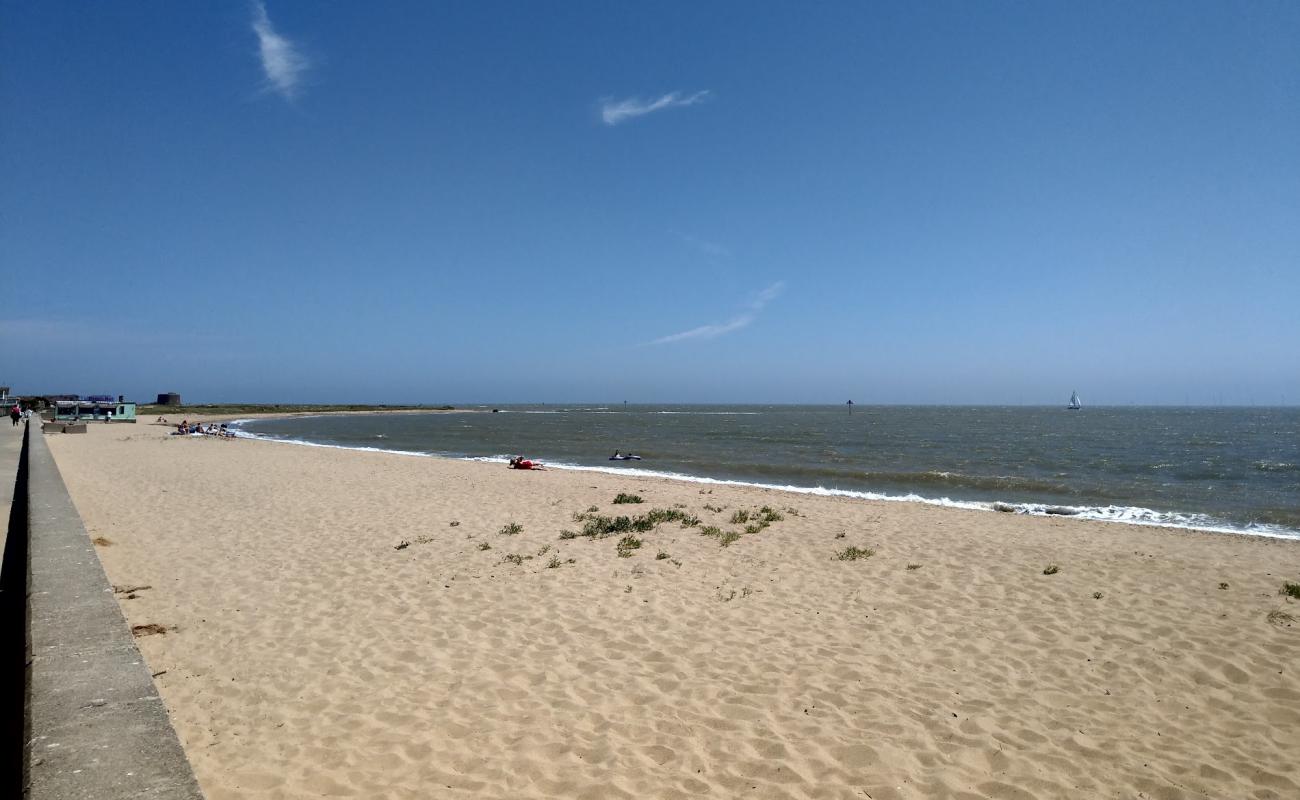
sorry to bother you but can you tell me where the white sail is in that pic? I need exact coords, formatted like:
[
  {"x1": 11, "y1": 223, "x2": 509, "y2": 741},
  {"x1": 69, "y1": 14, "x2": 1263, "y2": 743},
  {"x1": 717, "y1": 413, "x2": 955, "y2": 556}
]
[{"x1": 1068, "y1": 391, "x2": 1082, "y2": 409}]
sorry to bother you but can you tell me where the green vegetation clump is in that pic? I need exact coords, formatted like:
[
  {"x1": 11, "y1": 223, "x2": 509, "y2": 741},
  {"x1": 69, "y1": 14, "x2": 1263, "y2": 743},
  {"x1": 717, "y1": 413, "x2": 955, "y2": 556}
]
[
  {"x1": 616, "y1": 535, "x2": 643, "y2": 558},
  {"x1": 547, "y1": 556, "x2": 562, "y2": 569},
  {"x1": 834, "y1": 546, "x2": 875, "y2": 561},
  {"x1": 729, "y1": 506, "x2": 783, "y2": 534},
  {"x1": 499, "y1": 522, "x2": 524, "y2": 536},
  {"x1": 1280, "y1": 582, "x2": 1300, "y2": 599},
  {"x1": 656, "y1": 551, "x2": 670, "y2": 560},
  {"x1": 558, "y1": 530, "x2": 577, "y2": 540},
  {"x1": 572, "y1": 508, "x2": 699, "y2": 538},
  {"x1": 613, "y1": 493, "x2": 643, "y2": 504},
  {"x1": 577, "y1": 515, "x2": 631, "y2": 538},
  {"x1": 1043, "y1": 564, "x2": 1060, "y2": 575},
  {"x1": 697, "y1": 525, "x2": 742, "y2": 547},
  {"x1": 477, "y1": 542, "x2": 491, "y2": 551},
  {"x1": 502, "y1": 553, "x2": 524, "y2": 565}
]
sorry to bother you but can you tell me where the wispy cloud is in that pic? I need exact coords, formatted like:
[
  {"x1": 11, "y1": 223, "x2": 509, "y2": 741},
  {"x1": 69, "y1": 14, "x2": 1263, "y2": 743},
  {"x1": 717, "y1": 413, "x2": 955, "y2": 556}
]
[
  {"x1": 675, "y1": 231, "x2": 732, "y2": 259},
  {"x1": 648, "y1": 281, "x2": 785, "y2": 345},
  {"x1": 252, "y1": 1, "x2": 308, "y2": 100},
  {"x1": 601, "y1": 90, "x2": 710, "y2": 126}
]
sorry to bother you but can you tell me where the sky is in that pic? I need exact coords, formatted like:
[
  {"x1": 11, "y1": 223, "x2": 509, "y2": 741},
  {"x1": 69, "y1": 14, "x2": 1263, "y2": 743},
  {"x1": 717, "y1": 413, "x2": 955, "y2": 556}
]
[{"x1": 2, "y1": 1, "x2": 1298, "y2": 405}]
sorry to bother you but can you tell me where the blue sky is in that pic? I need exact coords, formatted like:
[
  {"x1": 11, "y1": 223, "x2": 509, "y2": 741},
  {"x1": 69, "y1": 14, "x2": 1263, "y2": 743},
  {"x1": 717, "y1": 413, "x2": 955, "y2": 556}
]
[{"x1": 2, "y1": 2, "x2": 1297, "y2": 405}]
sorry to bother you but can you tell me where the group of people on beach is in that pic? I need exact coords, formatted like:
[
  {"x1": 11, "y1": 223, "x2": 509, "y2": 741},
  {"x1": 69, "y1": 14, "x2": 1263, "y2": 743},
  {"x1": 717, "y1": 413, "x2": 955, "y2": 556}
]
[{"x1": 172, "y1": 420, "x2": 236, "y2": 439}]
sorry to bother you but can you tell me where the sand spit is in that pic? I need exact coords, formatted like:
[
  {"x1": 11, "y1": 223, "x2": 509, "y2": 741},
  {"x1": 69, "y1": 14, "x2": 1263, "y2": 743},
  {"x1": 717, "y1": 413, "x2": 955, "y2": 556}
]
[{"x1": 47, "y1": 421, "x2": 1300, "y2": 799}]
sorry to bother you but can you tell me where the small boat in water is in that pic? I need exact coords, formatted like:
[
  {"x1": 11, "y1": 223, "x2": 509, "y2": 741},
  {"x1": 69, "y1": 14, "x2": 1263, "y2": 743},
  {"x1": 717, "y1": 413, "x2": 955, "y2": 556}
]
[{"x1": 1068, "y1": 391, "x2": 1082, "y2": 410}]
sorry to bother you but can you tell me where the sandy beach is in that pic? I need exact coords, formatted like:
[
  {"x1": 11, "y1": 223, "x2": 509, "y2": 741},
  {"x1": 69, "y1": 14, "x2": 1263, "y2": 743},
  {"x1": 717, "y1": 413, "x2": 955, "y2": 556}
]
[{"x1": 45, "y1": 419, "x2": 1300, "y2": 800}]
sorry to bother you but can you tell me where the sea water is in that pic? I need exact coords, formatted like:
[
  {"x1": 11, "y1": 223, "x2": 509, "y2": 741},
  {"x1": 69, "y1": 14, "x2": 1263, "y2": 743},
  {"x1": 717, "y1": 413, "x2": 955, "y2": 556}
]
[{"x1": 233, "y1": 405, "x2": 1300, "y2": 539}]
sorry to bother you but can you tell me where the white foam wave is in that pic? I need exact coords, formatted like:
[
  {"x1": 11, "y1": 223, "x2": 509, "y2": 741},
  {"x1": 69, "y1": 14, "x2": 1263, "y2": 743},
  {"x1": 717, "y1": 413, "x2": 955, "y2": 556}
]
[{"x1": 225, "y1": 423, "x2": 1300, "y2": 541}]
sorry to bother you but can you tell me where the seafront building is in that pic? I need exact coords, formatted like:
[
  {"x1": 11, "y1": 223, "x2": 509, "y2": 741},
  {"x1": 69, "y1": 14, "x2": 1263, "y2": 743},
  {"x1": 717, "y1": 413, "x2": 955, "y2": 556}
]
[{"x1": 50, "y1": 396, "x2": 137, "y2": 423}]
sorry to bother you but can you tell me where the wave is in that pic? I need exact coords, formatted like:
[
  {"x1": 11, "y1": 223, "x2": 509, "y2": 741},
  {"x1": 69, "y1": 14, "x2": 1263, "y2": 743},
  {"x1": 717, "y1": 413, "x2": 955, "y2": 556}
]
[
  {"x1": 651, "y1": 411, "x2": 762, "y2": 415},
  {"x1": 226, "y1": 423, "x2": 1300, "y2": 541},
  {"x1": 1254, "y1": 461, "x2": 1298, "y2": 472}
]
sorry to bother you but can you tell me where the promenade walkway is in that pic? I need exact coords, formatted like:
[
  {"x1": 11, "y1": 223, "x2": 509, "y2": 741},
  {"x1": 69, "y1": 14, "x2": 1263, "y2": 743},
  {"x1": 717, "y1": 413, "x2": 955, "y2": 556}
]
[{"x1": 3, "y1": 419, "x2": 205, "y2": 800}]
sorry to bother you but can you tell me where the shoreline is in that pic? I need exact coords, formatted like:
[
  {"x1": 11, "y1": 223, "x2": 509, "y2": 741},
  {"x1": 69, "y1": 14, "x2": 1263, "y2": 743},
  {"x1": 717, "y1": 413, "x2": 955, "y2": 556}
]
[{"x1": 224, "y1": 417, "x2": 1300, "y2": 543}]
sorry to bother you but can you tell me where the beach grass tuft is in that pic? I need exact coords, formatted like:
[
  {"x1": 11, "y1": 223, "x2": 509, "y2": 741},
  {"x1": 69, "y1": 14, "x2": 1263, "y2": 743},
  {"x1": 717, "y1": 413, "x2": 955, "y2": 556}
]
[
  {"x1": 502, "y1": 553, "x2": 524, "y2": 565},
  {"x1": 586, "y1": 505, "x2": 599, "y2": 513},
  {"x1": 719, "y1": 531, "x2": 742, "y2": 547},
  {"x1": 1043, "y1": 564, "x2": 1060, "y2": 575},
  {"x1": 906, "y1": 563, "x2": 922, "y2": 570},
  {"x1": 547, "y1": 555, "x2": 562, "y2": 569},
  {"x1": 537, "y1": 544, "x2": 551, "y2": 556},
  {"x1": 1281, "y1": 581, "x2": 1300, "y2": 600},
  {"x1": 834, "y1": 545, "x2": 875, "y2": 561},
  {"x1": 576, "y1": 508, "x2": 698, "y2": 538},
  {"x1": 656, "y1": 551, "x2": 670, "y2": 560},
  {"x1": 616, "y1": 535, "x2": 643, "y2": 558},
  {"x1": 558, "y1": 530, "x2": 577, "y2": 540},
  {"x1": 730, "y1": 509, "x2": 750, "y2": 524},
  {"x1": 613, "y1": 493, "x2": 644, "y2": 504},
  {"x1": 478, "y1": 541, "x2": 491, "y2": 551},
  {"x1": 703, "y1": 504, "x2": 724, "y2": 513},
  {"x1": 1093, "y1": 591, "x2": 1104, "y2": 599},
  {"x1": 499, "y1": 522, "x2": 523, "y2": 536}
]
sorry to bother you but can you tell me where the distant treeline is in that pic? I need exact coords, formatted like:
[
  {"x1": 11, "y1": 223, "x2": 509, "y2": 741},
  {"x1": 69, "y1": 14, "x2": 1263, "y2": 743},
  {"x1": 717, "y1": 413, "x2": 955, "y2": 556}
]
[{"x1": 138, "y1": 404, "x2": 454, "y2": 415}]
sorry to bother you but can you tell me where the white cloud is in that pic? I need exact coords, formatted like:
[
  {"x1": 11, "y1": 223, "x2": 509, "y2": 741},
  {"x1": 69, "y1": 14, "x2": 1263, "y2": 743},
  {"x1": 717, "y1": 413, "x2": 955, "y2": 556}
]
[
  {"x1": 601, "y1": 90, "x2": 710, "y2": 126},
  {"x1": 252, "y1": 2, "x2": 308, "y2": 100},
  {"x1": 648, "y1": 281, "x2": 785, "y2": 345}
]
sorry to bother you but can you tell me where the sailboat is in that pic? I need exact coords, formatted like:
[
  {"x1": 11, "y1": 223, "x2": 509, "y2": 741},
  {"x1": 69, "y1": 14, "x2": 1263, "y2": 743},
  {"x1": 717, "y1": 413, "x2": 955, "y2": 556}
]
[{"x1": 1068, "y1": 390, "x2": 1082, "y2": 410}]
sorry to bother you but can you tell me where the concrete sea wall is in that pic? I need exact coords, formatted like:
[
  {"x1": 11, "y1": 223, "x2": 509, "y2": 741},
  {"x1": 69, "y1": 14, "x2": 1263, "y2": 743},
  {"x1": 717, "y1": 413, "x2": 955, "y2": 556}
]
[{"x1": 2, "y1": 421, "x2": 204, "y2": 799}]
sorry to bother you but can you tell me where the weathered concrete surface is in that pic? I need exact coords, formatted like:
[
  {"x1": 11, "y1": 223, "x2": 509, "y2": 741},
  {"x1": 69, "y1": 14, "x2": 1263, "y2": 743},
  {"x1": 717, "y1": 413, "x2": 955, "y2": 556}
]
[
  {"x1": 2, "y1": 420, "x2": 24, "y2": 794},
  {"x1": 25, "y1": 424, "x2": 205, "y2": 799},
  {"x1": 0, "y1": 418, "x2": 21, "y2": 551}
]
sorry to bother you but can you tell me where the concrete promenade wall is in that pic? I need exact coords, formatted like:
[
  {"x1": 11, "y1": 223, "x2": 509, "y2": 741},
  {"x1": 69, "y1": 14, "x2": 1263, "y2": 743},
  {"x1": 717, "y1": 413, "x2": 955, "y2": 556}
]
[{"x1": 6, "y1": 421, "x2": 205, "y2": 799}]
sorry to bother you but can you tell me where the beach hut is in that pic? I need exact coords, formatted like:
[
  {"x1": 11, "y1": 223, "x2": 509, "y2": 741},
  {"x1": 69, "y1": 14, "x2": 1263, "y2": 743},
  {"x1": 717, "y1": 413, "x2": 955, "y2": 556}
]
[{"x1": 53, "y1": 396, "x2": 138, "y2": 423}]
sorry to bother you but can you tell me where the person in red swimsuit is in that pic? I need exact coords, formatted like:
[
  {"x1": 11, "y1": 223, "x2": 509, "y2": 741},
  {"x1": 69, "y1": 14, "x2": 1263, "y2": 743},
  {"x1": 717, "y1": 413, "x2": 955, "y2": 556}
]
[{"x1": 508, "y1": 456, "x2": 545, "y2": 470}]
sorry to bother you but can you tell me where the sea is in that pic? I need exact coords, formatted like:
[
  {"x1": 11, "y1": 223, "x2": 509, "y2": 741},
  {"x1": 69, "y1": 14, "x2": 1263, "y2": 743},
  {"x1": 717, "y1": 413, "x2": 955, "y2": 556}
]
[{"x1": 231, "y1": 405, "x2": 1300, "y2": 540}]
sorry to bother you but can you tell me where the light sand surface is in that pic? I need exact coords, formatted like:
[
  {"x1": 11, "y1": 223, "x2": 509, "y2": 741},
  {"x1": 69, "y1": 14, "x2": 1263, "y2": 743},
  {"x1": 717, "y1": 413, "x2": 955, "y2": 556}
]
[{"x1": 46, "y1": 420, "x2": 1300, "y2": 800}]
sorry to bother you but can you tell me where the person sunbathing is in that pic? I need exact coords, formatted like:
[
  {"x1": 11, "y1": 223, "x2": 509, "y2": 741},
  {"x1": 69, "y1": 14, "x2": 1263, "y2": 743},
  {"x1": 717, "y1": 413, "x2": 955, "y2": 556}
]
[{"x1": 508, "y1": 456, "x2": 545, "y2": 470}]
